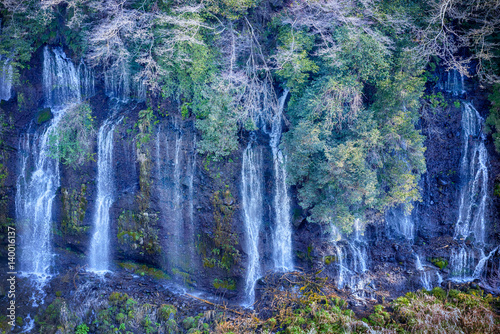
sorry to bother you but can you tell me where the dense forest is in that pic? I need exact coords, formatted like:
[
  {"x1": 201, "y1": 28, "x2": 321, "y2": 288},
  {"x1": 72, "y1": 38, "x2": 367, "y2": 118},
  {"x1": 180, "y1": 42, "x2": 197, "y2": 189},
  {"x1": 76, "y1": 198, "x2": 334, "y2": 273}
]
[{"x1": 1, "y1": 0, "x2": 500, "y2": 333}]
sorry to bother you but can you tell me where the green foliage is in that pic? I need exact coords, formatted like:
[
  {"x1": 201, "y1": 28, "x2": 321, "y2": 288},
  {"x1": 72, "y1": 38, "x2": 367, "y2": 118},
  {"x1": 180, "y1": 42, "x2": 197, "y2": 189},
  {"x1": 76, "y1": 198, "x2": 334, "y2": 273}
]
[
  {"x1": 285, "y1": 41, "x2": 425, "y2": 232},
  {"x1": 135, "y1": 107, "x2": 158, "y2": 150},
  {"x1": 193, "y1": 87, "x2": 239, "y2": 160},
  {"x1": 424, "y1": 92, "x2": 448, "y2": 108},
  {"x1": 158, "y1": 305, "x2": 177, "y2": 322},
  {"x1": 324, "y1": 255, "x2": 336, "y2": 265},
  {"x1": 181, "y1": 101, "x2": 191, "y2": 119},
  {"x1": 182, "y1": 317, "x2": 196, "y2": 330},
  {"x1": 485, "y1": 83, "x2": 500, "y2": 153},
  {"x1": 207, "y1": 0, "x2": 259, "y2": 20},
  {"x1": 48, "y1": 102, "x2": 96, "y2": 167},
  {"x1": 37, "y1": 108, "x2": 52, "y2": 124},
  {"x1": 494, "y1": 182, "x2": 500, "y2": 198},
  {"x1": 368, "y1": 305, "x2": 390, "y2": 327},
  {"x1": 274, "y1": 27, "x2": 319, "y2": 94},
  {"x1": 430, "y1": 257, "x2": 448, "y2": 270},
  {"x1": 75, "y1": 323, "x2": 89, "y2": 334},
  {"x1": 213, "y1": 278, "x2": 236, "y2": 290}
]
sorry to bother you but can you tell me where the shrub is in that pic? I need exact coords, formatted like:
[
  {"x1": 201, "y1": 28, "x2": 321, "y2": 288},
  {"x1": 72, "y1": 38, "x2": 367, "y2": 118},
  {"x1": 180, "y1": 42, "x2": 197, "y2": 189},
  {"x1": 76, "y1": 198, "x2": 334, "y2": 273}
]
[{"x1": 48, "y1": 102, "x2": 96, "y2": 167}]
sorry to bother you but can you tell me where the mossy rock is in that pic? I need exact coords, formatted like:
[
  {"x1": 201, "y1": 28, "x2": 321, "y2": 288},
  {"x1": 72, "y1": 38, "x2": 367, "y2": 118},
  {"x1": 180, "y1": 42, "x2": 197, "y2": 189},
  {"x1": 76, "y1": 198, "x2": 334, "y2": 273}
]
[
  {"x1": 430, "y1": 257, "x2": 448, "y2": 270},
  {"x1": 182, "y1": 316, "x2": 196, "y2": 330},
  {"x1": 37, "y1": 108, "x2": 52, "y2": 124},
  {"x1": 159, "y1": 304, "x2": 177, "y2": 321}
]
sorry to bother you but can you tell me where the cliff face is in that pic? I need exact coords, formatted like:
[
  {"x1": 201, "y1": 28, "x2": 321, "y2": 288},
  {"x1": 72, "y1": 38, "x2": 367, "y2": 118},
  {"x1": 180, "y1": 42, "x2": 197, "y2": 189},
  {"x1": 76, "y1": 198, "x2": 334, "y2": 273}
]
[{"x1": 1, "y1": 44, "x2": 500, "y2": 312}]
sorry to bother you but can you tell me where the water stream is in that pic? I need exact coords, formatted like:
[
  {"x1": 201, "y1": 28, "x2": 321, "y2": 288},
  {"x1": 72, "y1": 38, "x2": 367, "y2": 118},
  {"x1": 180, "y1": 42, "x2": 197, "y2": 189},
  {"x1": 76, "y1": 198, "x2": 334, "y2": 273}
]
[
  {"x1": 449, "y1": 86, "x2": 491, "y2": 281},
  {"x1": 89, "y1": 111, "x2": 122, "y2": 272},
  {"x1": 0, "y1": 57, "x2": 12, "y2": 101},
  {"x1": 241, "y1": 134, "x2": 264, "y2": 305},
  {"x1": 17, "y1": 47, "x2": 82, "y2": 278},
  {"x1": 270, "y1": 89, "x2": 294, "y2": 271}
]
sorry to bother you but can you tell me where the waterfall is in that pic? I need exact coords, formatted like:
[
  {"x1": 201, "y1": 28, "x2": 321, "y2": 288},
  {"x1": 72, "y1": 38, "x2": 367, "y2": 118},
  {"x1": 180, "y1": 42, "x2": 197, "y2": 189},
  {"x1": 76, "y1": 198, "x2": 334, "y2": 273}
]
[
  {"x1": 187, "y1": 132, "x2": 197, "y2": 266},
  {"x1": 0, "y1": 57, "x2": 12, "y2": 101},
  {"x1": 444, "y1": 69, "x2": 465, "y2": 96},
  {"x1": 17, "y1": 46, "x2": 81, "y2": 277},
  {"x1": 134, "y1": 79, "x2": 147, "y2": 101},
  {"x1": 450, "y1": 247, "x2": 476, "y2": 281},
  {"x1": 454, "y1": 103, "x2": 488, "y2": 243},
  {"x1": 89, "y1": 112, "x2": 122, "y2": 272},
  {"x1": 386, "y1": 206, "x2": 414, "y2": 241},
  {"x1": 329, "y1": 220, "x2": 371, "y2": 298},
  {"x1": 104, "y1": 61, "x2": 130, "y2": 102},
  {"x1": 171, "y1": 125, "x2": 183, "y2": 268},
  {"x1": 241, "y1": 135, "x2": 264, "y2": 305},
  {"x1": 78, "y1": 59, "x2": 95, "y2": 99},
  {"x1": 415, "y1": 255, "x2": 432, "y2": 290},
  {"x1": 43, "y1": 47, "x2": 81, "y2": 107},
  {"x1": 155, "y1": 119, "x2": 197, "y2": 276},
  {"x1": 270, "y1": 89, "x2": 294, "y2": 272},
  {"x1": 450, "y1": 101, "x2": 490, "y2": 281}
]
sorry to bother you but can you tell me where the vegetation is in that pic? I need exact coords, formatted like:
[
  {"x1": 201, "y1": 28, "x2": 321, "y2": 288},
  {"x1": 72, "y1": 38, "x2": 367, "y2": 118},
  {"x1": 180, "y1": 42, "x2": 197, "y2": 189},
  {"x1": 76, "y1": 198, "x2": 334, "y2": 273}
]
[
  {"x1": 2, "y1": 0, "x2": 500, "y2": 232},
  {"x1": 48, "y1": 102, "x2": 96, "y2": 167},
  {"x1": 198, "y1": 189, "x2": 240, "y2": 272},
  {"x1": 486, "y1": 83, "x2": 500, "y2": 153},
  {"x1": 214, "y1": 273, "x2": 500, "y2": 334}
]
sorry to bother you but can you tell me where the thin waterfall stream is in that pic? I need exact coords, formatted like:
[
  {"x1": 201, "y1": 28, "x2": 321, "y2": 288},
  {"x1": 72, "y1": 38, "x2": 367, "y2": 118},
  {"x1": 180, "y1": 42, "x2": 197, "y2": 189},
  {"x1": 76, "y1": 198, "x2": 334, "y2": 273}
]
[
  {"x1": 241, "y1": 134, "x2": 264, "y2": 306},
  {"x1": 270, "y1": 89, "x2": 294, "y2": 272},
  {"x1": 89, "y1": 110, "x2": 123, "y2": 272},
  {"x1": 450, "y1": 99, "x2": 490, "y2": 282}
]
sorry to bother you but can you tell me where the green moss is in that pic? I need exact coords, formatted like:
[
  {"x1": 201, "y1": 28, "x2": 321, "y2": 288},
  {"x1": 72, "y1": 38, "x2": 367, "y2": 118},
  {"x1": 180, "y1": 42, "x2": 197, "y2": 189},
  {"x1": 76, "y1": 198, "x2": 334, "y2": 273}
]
[
  {"x1": 324, "y1": 255, "x2": 336, "y2": 265},
  {"x1": 159, "y1": 304, "x2": 177, "y2": 321},
  {"x1": 118, "y1": 262, "x2": 170, "y2": 280},
  {"x1": 182, "y1": 316, "x2": 196, "y2": 330},
  {"x1": 37, "y1": 108, "x2": 52, "y2": 124},
  {"x1": 212, "y1": 278, "x2": 236, "y2": 290},
  {"x1": 430, "y1": 257, "x2": 448, "y2": 270},
  {"x1": 494, "y1": 183, "x2": 500, "y2": 198},
  {"x1": 197, "y1": 189, "x2": 240, "y2": 278},
  {"x1": 117, "y1": 210, "x2": 161, "y2": 255},
  {"x1": 61, "y1": 183, "x2": 88, "y2": 236}
]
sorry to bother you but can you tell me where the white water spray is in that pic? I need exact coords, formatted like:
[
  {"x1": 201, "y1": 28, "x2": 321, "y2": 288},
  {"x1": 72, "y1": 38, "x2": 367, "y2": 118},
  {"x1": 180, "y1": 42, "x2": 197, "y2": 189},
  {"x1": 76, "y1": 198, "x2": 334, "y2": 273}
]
[{"x1": 241, "y1": 135, "x2": 264, "y2": 305}]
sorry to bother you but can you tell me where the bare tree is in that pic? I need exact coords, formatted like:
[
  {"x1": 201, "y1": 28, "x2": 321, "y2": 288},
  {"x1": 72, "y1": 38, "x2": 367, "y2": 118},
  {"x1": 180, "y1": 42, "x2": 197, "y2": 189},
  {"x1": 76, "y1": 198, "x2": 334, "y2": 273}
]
[{"x1": 416, "y1": 0, "x2": 500, "y2": 83}]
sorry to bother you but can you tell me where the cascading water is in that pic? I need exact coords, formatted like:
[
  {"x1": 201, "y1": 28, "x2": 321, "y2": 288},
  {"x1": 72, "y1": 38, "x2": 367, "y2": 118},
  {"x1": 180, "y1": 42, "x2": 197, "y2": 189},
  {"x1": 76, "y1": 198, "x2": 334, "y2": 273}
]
[
  {"x1": 328, "y1": 220, "x2": 371, "y2": 298},
  {"x1": 241, "y1": 134, "x2": 264, "y2": 305},
  {"x1": 88, "y1": 111, "x2": 122, "y2": 272},
  {"x1": 79, "y1": 60, "x2": 95, "y2": 99},
  {"x1": 0, "y1": 57, "x2": 13, "y2": 101},
  {"x1": 104, "y1": 61, "x2": 130, "y2": 102},
  {"x1": 415, "y1": 255, "x2": 433, "y2": 290},
  {"x1": 443, "y1": 69, "x2": 465, "y2": 96},
  {"x1": 269, "y1": 89, "x2": 294, "y2": 271},
  {"x1": 385, "y1": 206, "x2": 414, "y2": 241},
  {"x1": 454, "y1": 102, "x2": 488, "y2": 244},
  {"x1": 42, "y1": 47, "x2": 81, "y2": 107},
  {"x1": 171, "y1": 123, "x2": 183, "y2": 268},
  {"x1": 17, "y1": 47, "x2": 81, "y2": 278},
  {"x1": 450, "y1": 99, "x2": 490, "y2": 281}
]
